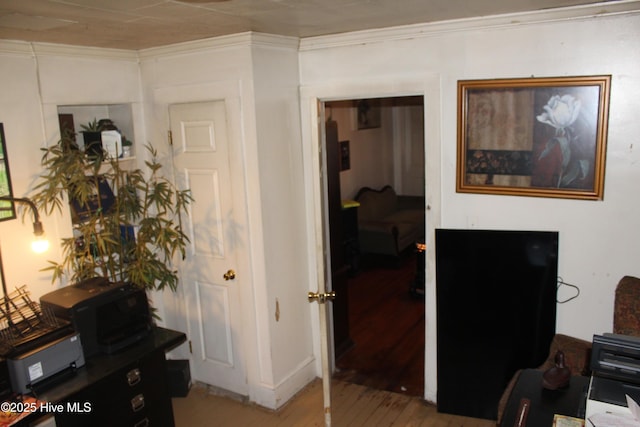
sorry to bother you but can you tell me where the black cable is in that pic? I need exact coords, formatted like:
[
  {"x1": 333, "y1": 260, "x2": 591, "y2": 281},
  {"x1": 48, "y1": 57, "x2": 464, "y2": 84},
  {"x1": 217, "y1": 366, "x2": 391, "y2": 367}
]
[{"x1": 557, "y1": 276, "x2": 580, "y2": 303}]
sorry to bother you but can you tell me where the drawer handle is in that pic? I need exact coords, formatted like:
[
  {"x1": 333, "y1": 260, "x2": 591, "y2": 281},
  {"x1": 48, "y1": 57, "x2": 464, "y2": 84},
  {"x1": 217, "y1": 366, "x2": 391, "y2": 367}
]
[
  {"x1": 134, "y1": 418, "x2": 149, "y2": 427},
  {"x1": 131, "y1": 394, "x2": 145, "y2": 412},
  {"x1": 127, "y1": 368, "x2": 142, "y2": 386}
]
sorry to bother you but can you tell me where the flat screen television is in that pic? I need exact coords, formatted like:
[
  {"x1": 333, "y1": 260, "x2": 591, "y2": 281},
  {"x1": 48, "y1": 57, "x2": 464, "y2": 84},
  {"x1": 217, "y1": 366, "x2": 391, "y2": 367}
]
[{"x1": 435, "y1": 228, "x2": 558, "y2": 420}]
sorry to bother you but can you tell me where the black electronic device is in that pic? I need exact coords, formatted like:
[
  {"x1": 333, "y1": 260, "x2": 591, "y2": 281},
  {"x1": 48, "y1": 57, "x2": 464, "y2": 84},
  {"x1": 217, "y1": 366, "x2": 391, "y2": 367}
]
[
  {"x1": 39, "y1": 278, "x2": 151, "y2": 357},
  {"x1": 166, "y1": 359, "x2": 191, "y2": 397},
  {"x1": 7, "y1": 331, "x2": 85, "y2": 394},
  {"x1": 0, "y1": 358, "x2": 10, "y2": 400},
  {"x1": 591, "y1": 333, "x2": 640, "y2": 384},
  {"x1": 435, "y1": 229, "x2": 559, "y2": 420},
  {"x1": 586, "y1": 334, "x2": 640, "y2": 420}
]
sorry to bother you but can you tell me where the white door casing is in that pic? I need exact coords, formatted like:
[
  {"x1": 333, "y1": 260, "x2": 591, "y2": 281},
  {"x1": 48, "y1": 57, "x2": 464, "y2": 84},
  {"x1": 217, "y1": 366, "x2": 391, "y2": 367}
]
[
  {"x1": 299, "y1": 77, "x2": 441, "y2": 403},
  {"x1": 170, "y1": 100, "x2": 248, "y2": 395}
]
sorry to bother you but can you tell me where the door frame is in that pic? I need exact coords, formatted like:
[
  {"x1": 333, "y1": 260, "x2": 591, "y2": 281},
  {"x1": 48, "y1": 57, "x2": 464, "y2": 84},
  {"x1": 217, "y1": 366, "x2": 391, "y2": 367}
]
[{"x1": 299, "y1": 76, "x2": 442, "y2": 402}]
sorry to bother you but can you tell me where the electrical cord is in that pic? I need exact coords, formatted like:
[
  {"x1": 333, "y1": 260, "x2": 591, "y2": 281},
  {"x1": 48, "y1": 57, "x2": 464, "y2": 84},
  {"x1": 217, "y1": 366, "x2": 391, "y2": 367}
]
[{"x1": 557, "y1": 276, "x2": 580, "y2": 303}]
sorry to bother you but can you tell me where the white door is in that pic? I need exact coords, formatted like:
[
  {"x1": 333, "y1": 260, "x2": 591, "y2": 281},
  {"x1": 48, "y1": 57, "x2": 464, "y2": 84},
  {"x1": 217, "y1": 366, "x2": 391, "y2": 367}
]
[
  {"x1": 317, "y1": 100, "x2": 334, "y2": 427},
  {"x1": 170, "y1": 100, "x2": 247, "y2": 396}
]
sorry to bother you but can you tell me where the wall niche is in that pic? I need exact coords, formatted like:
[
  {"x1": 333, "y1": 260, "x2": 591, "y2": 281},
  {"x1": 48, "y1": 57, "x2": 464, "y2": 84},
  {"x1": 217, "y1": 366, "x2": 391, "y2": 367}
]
[{"x1": 57, "y1": 104, "x2": 135, "y2": 159}]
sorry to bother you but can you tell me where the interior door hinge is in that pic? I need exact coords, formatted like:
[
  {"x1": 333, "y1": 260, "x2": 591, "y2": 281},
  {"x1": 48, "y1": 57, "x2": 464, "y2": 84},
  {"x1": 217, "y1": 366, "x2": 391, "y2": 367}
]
[
  {"x1": 168, "y1": 130, "x2": 173, "y2": 146},
  {"x1": 189, "y1": 340, "x2": 193, "y2": 354}
]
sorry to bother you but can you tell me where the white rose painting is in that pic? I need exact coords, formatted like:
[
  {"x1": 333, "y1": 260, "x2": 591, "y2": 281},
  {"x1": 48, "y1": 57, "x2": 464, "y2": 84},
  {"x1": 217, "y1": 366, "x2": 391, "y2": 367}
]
[
  {"x1": 458, "y1": 76, "x2": 610, "y2": 200},
  {"x1": 533, "y1": 91, "x2": 596, "y2": 189}
]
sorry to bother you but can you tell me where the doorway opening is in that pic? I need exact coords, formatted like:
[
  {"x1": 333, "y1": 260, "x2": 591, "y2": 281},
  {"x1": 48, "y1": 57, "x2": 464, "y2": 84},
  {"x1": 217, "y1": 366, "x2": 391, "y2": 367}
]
[{"x1": 322, "y1": 95, "x2": 426, "y2": 397}]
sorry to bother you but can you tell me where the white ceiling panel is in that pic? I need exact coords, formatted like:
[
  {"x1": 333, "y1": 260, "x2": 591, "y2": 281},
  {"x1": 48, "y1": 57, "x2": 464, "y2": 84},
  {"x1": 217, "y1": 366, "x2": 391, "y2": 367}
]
[{"x1": 0, "y1": 0, "x2": 630, "y2": 50}]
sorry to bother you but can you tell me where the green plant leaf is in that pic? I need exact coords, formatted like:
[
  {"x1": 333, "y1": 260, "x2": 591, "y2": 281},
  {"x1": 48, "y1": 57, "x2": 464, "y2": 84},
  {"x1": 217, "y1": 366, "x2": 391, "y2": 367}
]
[{"x1": 31, "y1": 141, "x2": 192, "y2": 291}]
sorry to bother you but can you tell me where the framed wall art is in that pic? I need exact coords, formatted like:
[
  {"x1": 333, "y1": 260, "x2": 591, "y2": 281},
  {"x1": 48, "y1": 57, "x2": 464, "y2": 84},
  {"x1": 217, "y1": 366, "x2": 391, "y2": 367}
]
[
  {"x1": 457, "y1": 75, "x2": 611, "y2": 200},
  {"x1": 339, "y1": 140, "x2": 350, "y2": 171},
  {"x1": 0, "y1": 123, "x2": 16, "y2": 221},
  {"x1": 355, "y1": 98, "x2": 381, "y2": 130}
]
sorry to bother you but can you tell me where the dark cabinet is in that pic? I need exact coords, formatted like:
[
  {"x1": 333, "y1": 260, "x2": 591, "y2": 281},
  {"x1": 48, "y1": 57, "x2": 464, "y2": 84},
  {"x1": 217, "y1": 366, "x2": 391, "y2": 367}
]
[
  {"x1": 36, "y1": 328, "x2": 185, "y2": 427},
  {"x1": 56, "y1": 351, "x2": 173, "y2": 427}
]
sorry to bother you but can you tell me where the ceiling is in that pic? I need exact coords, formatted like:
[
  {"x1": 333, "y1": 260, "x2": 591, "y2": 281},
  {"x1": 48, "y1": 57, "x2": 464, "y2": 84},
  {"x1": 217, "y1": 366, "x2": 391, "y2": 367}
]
[{"x1": 0, "y1": 0, "x2": 624, "y2": 50}]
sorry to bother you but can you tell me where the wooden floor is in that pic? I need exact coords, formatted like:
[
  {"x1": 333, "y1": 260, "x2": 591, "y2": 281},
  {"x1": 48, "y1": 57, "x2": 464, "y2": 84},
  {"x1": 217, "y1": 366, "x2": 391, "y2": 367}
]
[
  {"x1": 173, "y1": 379, "x2": 496, "y2": 427},
  {"x1": 334, "y1": 254, "x2": 425, "y2": 396},
  {"x1": 172, "y1": 254, "x2": 495, "y2": 426}
]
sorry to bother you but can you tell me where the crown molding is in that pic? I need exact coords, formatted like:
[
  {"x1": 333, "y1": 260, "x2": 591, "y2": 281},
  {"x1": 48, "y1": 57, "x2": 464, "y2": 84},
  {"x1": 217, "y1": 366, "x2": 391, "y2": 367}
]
[
  {"x1": 299, "y1": 0, "x2": 640, "y2": 51},
  {"x1": 0, "y1": 40, "x2": 34, "y2": 59},
  {"x1": 1, "y1": 1, "x2": 637, "y2": 58},
  {"x1": 138, "y1": 32, "x2": 299, "y2": 60},
  {"x1": 0, "y1": 39, "x2": 138, "y2": 61}
]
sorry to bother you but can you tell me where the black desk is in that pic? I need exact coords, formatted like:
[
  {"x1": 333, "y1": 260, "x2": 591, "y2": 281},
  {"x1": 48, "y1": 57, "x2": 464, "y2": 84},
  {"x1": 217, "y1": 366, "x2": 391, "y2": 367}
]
[
  {"x1": 18, "y1": 327, "x2": 186, "y2": 427},
  {"x1": 502, "y1": 369, "x2": 589, "y2": 427}
]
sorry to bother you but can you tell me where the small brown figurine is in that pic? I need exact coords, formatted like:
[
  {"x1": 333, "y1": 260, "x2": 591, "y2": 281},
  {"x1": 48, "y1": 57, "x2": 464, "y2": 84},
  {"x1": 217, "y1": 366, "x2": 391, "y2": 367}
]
[{"x1": 542, "y1": 350, "x2": 571, "y2": 390}]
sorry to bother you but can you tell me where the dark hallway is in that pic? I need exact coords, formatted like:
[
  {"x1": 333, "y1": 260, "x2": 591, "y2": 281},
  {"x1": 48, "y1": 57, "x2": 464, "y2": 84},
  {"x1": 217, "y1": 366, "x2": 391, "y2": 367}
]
[{"x1": 333, "y1": 253, "x2": 425, "y2": 397}]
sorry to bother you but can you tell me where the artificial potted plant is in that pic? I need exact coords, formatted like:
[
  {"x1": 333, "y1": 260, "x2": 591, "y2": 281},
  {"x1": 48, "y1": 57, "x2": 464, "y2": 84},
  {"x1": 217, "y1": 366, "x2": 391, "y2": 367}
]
[{"x1": 30, "y1": 131, "x2": 192, "y2": 293}]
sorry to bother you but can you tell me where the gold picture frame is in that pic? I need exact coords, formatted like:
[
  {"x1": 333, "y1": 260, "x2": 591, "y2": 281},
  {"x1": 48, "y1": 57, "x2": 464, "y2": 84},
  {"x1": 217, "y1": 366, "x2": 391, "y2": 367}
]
[{"x1": 457, "y1": 75, "x2": 611, "y2": 200}]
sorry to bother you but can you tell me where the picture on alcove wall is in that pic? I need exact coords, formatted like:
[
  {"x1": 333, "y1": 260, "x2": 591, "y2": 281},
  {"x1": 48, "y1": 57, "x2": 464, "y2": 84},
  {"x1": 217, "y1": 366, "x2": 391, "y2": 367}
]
[
  {"x1": 340, "y1": 140, "x2": 350, "y2": 171},
  {"x1": 355, "y1": 98, "x2": 381, "y2": 129},
  {"x1": 456, "y1": 75, "x2": 611, "y2": 200}
]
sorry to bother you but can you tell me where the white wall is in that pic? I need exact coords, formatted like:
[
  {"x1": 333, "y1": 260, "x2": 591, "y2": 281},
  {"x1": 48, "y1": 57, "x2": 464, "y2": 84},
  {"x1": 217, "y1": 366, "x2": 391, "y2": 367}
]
[
  {"x1": 250, "y1": 38, "x2": 316, "y2": 402},
  {"x1": 326, "y1": 100, "x2": 394, "y2": 198},
  {"x1": 299, "y1": 4, "x2": 640, "y2": 402},
  {"x1": 0, "y1": 42, "x2": 142, "y2": 302},
  {"x1": 138, "y1": 33, "x2": 315, "y2": 408},
  {"x1": 327, "y1": 98, "x2": 425, "y2": 199},
  {"x1": 0, "y1": 35, "x2": 315, "y2": 410},
  {"x1": 1, "y1": 0, "x2": 639, "y2": 411}
]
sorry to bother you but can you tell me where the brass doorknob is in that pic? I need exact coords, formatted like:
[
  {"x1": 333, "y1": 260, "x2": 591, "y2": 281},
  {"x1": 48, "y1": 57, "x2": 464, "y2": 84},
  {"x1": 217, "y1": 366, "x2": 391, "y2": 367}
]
[
  {"x1": 223, "y1": 269, "x2": 236, "y2": 281},
  {"x1": 308, "y1": 290, "x2": 336, "y2": 304}
]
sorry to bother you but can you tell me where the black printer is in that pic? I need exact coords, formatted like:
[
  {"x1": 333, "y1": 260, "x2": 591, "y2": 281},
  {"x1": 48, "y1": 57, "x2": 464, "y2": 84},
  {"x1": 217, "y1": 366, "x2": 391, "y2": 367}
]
[
  {"x1": 40, "y1": 278, "x2": 151, "y2": 357},
  {"x1": 586, "y1": 333, "x2": 640, "y2": 421}
]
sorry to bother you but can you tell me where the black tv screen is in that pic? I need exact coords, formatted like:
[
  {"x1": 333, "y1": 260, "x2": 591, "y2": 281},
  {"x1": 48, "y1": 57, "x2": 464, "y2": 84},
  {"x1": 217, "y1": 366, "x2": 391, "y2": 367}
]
[{"x1": 435, "y1": 229, "x2": 558, "y2": 420}]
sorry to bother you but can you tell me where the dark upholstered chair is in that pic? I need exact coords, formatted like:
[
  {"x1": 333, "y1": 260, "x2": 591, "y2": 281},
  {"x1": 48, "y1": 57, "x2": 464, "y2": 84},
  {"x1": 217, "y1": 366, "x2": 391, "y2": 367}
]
[
  {"x1": 496, "y1": 275, "x2": 640, "y2": 426},
  {"x1": 613, "y1": 276, "x2": 640, "y2": 337}
]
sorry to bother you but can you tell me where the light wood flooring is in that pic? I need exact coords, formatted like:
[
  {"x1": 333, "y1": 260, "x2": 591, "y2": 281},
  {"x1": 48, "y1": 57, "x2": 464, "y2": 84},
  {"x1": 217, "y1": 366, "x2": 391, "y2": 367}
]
[
  {"x1": 172, "y1": 379, "x2": 496, "y2": 426},
  {"x1": 172, "y1": 253, "x2": 495, "y2": 426}
]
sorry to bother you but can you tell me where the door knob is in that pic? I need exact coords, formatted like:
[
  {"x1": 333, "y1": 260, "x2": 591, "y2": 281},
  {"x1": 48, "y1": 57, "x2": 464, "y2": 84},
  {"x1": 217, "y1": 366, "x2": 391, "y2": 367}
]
[
  {"x1": 308, "y1": 290, "x2": 336, "y2": 304},
  {"x1": 223, "y1": 269, "x2": 236, "y2": 281}
]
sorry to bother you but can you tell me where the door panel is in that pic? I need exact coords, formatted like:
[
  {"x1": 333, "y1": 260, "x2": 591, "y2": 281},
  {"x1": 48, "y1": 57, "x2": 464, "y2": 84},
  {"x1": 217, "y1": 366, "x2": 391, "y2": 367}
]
[
  {"x1": 170, "y1": 100, "x2": 247, "y2": 395},
  {"x1": 196, "y1": 280, "x2": 233, "y2": 365}
]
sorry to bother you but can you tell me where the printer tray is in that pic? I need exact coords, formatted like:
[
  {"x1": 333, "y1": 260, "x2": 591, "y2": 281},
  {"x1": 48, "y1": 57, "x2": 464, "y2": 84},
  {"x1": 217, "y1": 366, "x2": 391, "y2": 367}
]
[{"x1": 589, "y1": 376, "x2": 640, "y2": 407}]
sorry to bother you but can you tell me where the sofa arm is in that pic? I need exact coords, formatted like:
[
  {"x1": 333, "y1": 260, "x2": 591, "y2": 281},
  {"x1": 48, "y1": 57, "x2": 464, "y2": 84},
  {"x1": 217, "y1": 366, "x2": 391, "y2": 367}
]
[
  {"x1": 496, "y1": 369, "x2": 522, "y2": 427},
  {"x1": 397, "y1": 195, "x2": 425, "y2": 211},
  {"x1": 358, "y1": 220, "x2": 399, "y2": 235},
  {"x1": 358, "y1": 221, "x2": 400, "y2": 257},
  {"x1": 539, "y1": 334, "x2": 592, "y2": 376}
]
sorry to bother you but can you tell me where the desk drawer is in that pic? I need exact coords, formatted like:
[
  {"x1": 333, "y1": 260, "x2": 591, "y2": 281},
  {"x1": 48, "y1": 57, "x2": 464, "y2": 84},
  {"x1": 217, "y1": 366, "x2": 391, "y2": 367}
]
[{"x1": 55, "y1": 351, "x2": 174, "y2": 427}]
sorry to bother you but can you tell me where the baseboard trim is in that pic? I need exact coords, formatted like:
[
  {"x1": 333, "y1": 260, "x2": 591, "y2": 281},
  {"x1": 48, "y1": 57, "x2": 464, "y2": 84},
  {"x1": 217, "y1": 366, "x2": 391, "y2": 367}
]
[{"x1": 249, "y1": 356, "x2": 318, "y2": 410}]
